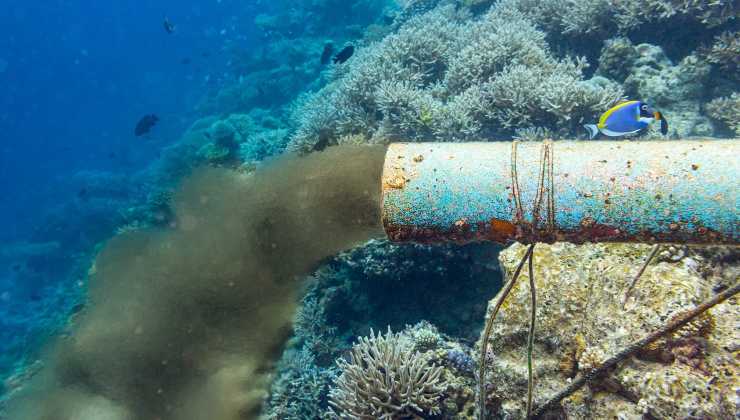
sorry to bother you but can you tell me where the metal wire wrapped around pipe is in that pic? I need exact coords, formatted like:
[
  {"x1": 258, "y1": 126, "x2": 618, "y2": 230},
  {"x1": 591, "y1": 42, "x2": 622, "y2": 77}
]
[{"x1": 381, "y1": 140, "x2": 739, "y2": 245}]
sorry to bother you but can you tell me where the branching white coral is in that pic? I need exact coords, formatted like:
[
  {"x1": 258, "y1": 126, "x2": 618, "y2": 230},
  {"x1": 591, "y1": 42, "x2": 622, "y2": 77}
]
[
  {"x1": 287, "y1": 5, "x2": 623, "y2": 151},
  {"x1": 706, "y1": 93, "x2": 740, "y2": 135},
  {"x1": 498, "y1": 0, "x2": 738, "y2": 34},
  {"x1": 443, "y1": 8, "x2": 551, "y2": 91},
  {"x1": 327, "y1": 328, "x2": 448, "y2": 419}
]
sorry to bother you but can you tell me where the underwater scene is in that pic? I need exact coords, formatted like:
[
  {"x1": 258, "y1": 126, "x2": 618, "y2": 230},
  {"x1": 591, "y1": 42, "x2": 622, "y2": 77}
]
[{"x1": 0, "y1": 0, "x2": 738, "y2": 419}]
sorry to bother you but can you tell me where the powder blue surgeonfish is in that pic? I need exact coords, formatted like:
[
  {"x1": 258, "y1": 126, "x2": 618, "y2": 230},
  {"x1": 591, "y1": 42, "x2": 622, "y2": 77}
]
[{"x1": 584, "y1": 100, "x2": 668, "y2": 139}]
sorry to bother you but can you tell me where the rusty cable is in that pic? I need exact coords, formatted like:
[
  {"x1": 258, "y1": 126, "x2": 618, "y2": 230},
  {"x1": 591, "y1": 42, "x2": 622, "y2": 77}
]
[
  {"x1": 622, "y1": 244, "x2": 661, "y2": 307},
  {"x1": 546, "y1": 140, "x2": 555, "y2": 233},
  {"x1": 525, "y1": 247, "x2": 537, "y2": 417},
  {"x1": 477, "y1": 243, "x2": 535, "y2": 420},
  {"x1": 531, "y1": 141, "x2": 547, "y2": 231},
  {"x1": 511, "y1": 141, "x2": 524, "y2": 225}
]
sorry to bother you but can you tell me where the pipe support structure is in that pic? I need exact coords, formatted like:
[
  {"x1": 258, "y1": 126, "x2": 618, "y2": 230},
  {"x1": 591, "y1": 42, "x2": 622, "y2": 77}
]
[{"x1": 381, "y1": 140, "x2": 738, "y2": 245}]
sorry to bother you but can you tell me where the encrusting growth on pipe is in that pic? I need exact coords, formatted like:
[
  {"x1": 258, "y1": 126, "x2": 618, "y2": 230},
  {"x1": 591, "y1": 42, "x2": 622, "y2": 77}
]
[{"x1": 382, "y1": 140, "x2": 740, "y2": 246}]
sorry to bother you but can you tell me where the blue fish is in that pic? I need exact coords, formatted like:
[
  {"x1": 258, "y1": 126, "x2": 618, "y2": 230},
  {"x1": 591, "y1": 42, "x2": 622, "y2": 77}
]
[{"x1": 584, "y1": 100, "x2": 668, "y2": 139}]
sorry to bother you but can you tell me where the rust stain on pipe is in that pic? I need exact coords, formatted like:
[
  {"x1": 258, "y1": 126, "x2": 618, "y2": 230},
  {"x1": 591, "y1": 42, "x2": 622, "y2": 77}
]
[{"x1": 381, "y1": 140, "x2": 739, "y2": 245}]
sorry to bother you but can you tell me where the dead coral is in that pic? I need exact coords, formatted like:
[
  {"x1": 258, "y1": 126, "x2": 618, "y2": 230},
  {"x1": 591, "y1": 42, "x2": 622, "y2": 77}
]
[
  {"x1": 478, "y1": 242, "x2": 738, "y2": 419},
  {"x1": 327, "y1": 327, "x2": 448, "y2": 419}
]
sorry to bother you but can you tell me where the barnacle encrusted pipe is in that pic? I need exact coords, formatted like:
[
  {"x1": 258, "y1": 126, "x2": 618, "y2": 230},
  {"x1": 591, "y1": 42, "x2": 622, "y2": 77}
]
[{"x1": 381, "y1": 140, "x2": 739, "y2": 245}]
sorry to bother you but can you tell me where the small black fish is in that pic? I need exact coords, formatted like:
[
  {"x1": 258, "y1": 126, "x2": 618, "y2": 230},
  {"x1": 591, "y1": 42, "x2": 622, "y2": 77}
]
[
  {"x1": 333, "y1": 45, "x2": 354, "y2": 64},
  {"x1": 78, "y1": 188, "x2": 89, "y2": 199},
  {"x1": 320, "y1": 42, "x2": 334, "y2": 65},
  {"x1": 108, "y1": 151, "x2": 117, "y2": 159},
  {"x1": 181, "y1": 57, "x2": 191, "y2": 65},
  {"x1": 164, "y1": 17, "x2": 176, "y2": 34},
  {"x1": 11, "y1": 263, "x2": 21, "y2": 272},
  {"x1": 135, "y1": 114, "x2": 159, "y2": 136}
]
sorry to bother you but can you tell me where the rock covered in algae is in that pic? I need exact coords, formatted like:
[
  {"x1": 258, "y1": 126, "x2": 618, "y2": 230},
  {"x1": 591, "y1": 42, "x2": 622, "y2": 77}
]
[{"x1": 478, "y1": 242, "x2": 738, "y2": 419}]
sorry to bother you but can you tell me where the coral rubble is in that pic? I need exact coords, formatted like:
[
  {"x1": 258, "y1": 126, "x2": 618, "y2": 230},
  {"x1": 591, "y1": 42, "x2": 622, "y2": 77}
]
[{"x1": 478, "y1": 242, "x2": 738, "y2": 419}]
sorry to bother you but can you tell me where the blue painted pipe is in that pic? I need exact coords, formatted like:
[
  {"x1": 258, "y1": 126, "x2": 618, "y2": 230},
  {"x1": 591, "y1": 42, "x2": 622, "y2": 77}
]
[{"x1": 381, "y1": 140, "x2": 739, "y2": 244}]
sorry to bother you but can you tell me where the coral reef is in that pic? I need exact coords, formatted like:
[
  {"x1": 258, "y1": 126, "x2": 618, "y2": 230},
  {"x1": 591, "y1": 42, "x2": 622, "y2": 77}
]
[
  {"x1": 596, "y1": 37, "x2": 639, "y2": 82},
  {"x1": 262, "y1": 347, "x2": 337, "y2": 420},
  {"x1": 288, "y1": 5, "x2": 622, "y2": 152},
  {"x1": 706, "y1": 92, "x2": 740, "y2": 135},
  {"x1": 260, "y1": 238, "x2": 502, "y2": 418},
  {"x1": 292, "y1": 293, "x2": 343, "y2": 365},
  {"x1": 327, "y1": 327, "x2": 448, "y2": 419},
  {"x1": 706, "y1": 30, "x2": 740, "y2": 71},
  {"x1": 596, "y1": 41, "x2": 716, "y2": 137},
  {"x1": 498, "y1": 0, "x2": 738, "y2": 36},
  {"x1": 283, "y1": 0, "x2": 737, "y2": 150},
  {"x1": 328, "y1": 239, "x2": 502, "y2": 341},
  {"x1": 478, "y1": 242, "x2": 738, "y2": 419}
]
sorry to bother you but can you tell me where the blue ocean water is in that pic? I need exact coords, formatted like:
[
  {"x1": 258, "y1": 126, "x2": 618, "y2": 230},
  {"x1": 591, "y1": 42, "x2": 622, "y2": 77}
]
[
  {"x1": 0, "y1": 0, "x2": 262, "y2": 389},
  {"x1": 1, "y1": 0, "x2": 260, "y2": 238}
]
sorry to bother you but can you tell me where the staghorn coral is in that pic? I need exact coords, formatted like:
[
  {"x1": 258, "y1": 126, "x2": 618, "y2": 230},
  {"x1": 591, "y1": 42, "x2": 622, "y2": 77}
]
[
  {"x1": 513, "y1": 126, "x2": 555, "y2": 142},
  {"x1": 496, "y1": 0, "x2": 614, "y2": 35},
  {"x1": 498, "y1": 0, "x2": 738, "y2": 35},
  {"x1": 612, "y1": 0, "x2": 739, "y2": 29},
  {"x1": 262, "y1": 347, "x2": 338, "y2": 420},
  {"x1": 480, "y1": 60, "x2": 621, "y2": 132},
  {"x1": 293, "y1": 294, "x2": 343, "y2": 365},
  {"x1": 288, "y1": 5, "x2": 622, "y2": 152},
  {"x1": 706, "y1": 92, "x2": 740, "y2": 135},
  {"x1": 706, "y1": 30, "x2": 740, "y2": 71},
  {"x1": 327, "y1": 327, "x2": 448, "y2": 419},
  {"x1": 478, "y1": 242, "x2": 738, "y2": 419},
  {"x1": 442, "y1": 8, "x2": 551, "y2": 91}
]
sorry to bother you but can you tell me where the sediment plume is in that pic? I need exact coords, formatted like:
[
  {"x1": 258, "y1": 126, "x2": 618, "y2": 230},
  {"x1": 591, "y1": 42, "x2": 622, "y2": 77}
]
[{"x1": 7, "y1": 145, "x2": 387, "y2": 420}]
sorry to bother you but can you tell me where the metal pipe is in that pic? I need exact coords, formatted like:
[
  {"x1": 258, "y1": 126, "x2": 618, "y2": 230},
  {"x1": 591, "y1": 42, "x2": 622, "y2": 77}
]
[{"x1": 381, "y1": 140, "x2": 739, "y2": 245}]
